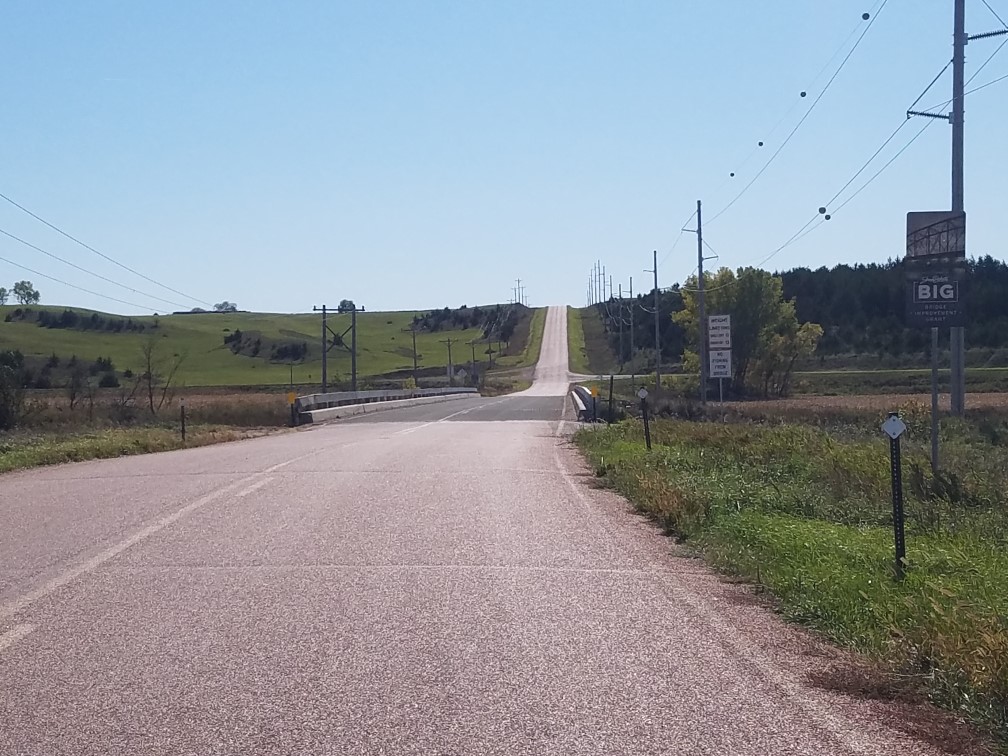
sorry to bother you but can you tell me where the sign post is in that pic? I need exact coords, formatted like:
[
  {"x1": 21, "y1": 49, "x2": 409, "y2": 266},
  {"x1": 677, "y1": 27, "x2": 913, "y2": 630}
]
[
  {"x1": 906, "y1": 210, "x2": 967, "y2": 471},
  {"x1": 638, "y1": 387, "x2": 651, "y2": 451},
  {"x1": 882, "y1": 413, "x2": 908, "y2": 580}
]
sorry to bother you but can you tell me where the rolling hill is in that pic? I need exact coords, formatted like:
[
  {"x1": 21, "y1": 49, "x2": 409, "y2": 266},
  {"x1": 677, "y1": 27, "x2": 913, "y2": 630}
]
[{"x1": 0, "y1": 304, "x2": 543, "y2": 388}]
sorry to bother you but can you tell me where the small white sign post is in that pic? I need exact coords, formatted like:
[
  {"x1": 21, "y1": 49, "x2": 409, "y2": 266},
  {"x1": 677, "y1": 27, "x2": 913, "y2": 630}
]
[{"x1": 707, "y1": 315, "x2": 732, "y2": 402}]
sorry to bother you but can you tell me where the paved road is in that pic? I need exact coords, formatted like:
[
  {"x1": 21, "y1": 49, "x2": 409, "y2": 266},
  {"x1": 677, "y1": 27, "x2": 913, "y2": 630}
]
[{"x1": 0, "y1": 306, "x2": 954, "y2": 755}]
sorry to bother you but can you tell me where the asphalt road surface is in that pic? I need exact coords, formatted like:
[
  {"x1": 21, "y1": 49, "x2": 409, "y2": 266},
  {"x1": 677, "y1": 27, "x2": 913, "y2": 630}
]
[{"x1": 0, "y1": 306, "x2": 956, "y2": 755}]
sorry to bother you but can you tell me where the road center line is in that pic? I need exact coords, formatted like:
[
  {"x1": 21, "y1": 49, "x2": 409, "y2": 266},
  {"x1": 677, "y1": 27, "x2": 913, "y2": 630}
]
[
  {"x1": 0, "y1": 477, "x2": 252, "y2": 624},
  {"x1": 0, "y1": 437, "x2": 374, "y2": 625},
  {"x1": 236, "y1": 477, "x2": 273, "y2": 498},
  {"x1": 0, "y1": 623, "x2": 35, "y2": 653},
  {"x1": 394, "y1": 399, "x2": 504, "y2": 435}
]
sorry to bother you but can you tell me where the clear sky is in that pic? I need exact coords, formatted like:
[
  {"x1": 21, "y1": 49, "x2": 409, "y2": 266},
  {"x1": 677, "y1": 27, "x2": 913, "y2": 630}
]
[{"x1": 1, "y1": 1, "x2": 1005, "y2": 314}]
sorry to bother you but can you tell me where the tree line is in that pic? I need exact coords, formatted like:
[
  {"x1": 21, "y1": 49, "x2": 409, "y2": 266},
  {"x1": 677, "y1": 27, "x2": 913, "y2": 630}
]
[{"x1": 592, "y1": 255, "x2": 1008, "y2": 396}]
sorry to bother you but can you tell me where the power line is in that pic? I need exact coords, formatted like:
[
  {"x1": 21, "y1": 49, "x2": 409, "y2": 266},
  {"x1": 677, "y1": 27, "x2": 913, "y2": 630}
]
[
  {"x1": 706, "y1": 0, "x2": 888, "y2": 205},
  {"x1": 0, "y1": 227, "x2": 191, "y2": 310},
  {"x1": 831, "y1": 119, "x2": 936, "y2": 215},
  {"x1": 981, "y1": 0, "x2": 1008, "y2": 29},
  {"x1": 658, "y1": 207, "x2": 698, "y2": 268},
  {"x1": 966, "y1": 69, "x2": 1008, "y2": 94},
  {"x1": 705, "y1": 0, "x2": 890, "y2": 227},
  {"x1": 0, "y1": 252, "x2": 154, "y2": 311},
  {"x1": 0, "y1": 191, "x2": 212, "y2": 307}
]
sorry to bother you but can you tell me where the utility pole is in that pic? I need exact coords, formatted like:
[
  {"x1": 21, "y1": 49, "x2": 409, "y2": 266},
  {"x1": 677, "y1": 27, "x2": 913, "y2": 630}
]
[
  {"x1": 697, "y1": 199, "x2": 708, "y2": 405},
  {"x1": 402, "y1": 321, "x2": 419, "y2": 384},
  {"x1": 441, "y1": 337, "x2": 456, "y2": 386},
  {"x1": 313, "y1": 304, "x2": 336, "y2": 392},
  {"x1": 629, "y1": 276, "x2": 634, "y2": 365},
  {"x1": 317, "y1": 304, "x2": 328, "y2": 391},
  {"x1": 646, "y1": 251, "x2": 661, "y2": 386},
  {"x1": 618, "y1": 283, "x2": 624, "y2": 369},
  {"x1": 597, "y1": 261, "x2": 603, "y2": 308},
  {"x1": 950, "y1": 0, "x2": 966, "y2": 416},
  {"x1": 351, "y1": 307, "x2": 358, "y2": 392}
]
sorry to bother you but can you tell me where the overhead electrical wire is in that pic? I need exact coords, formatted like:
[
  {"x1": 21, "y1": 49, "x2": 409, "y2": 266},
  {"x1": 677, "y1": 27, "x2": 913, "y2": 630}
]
[
  {"x1": 0, "y1": 227, "x2": 191, "y2": 310},
  {"x1": 965, "y1": 69, "x2": 1008, "y2": 94},
  {"x1": 658, "y1": 207, "x2": 698, "y2": 268},
  {"x1": 705, "y1": 0, "x2": 889, "y2": 205},
  {"x1": 681, "y1": 39, "x2": 995, "y2": 293},
  {"x1": 0, "y1": 251, "x2": 153, "y2": 312},
  {"x1": 0, "y1": 191, "x2": 213, "y2": 308},
  {"x1": 704, "y1": 0, "x2": 890, "y2": 227},
  {"x1": 980, "y1": 0, "x2": 1008, "y2": 30}
]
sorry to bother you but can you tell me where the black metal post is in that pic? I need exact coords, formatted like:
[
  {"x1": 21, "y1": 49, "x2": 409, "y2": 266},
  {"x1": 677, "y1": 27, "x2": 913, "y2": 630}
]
[
  {"x1": 641, "y1": 396, "x2": 652, "y2": 451},
  {"x1": 608, "y1": 375, "x2": 615, "y2": 424},
  {"x1": 889, "y1": 417, "x2": 907, "y2": 579},
  {"x1": 180, "y1": 403, "x2": 186, "y2": 443}
]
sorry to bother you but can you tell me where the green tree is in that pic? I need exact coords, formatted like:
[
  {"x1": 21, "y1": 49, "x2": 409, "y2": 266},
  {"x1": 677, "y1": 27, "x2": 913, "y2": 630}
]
[
  {"x1": 674, "y1": 267, "x2": 821, "y2": 395},
  {"x1": 337, "y1": 299, "x2": 356, "y2": 313},
  {"x1": 0, "y1": 350, "x2": 26, "y2": 429},
  {"x1": 12, "y1": 280, "x2": 40, "y2": 305},
  {"x1": 0, "y1": 287, "x2": 8, "y2": 305}
]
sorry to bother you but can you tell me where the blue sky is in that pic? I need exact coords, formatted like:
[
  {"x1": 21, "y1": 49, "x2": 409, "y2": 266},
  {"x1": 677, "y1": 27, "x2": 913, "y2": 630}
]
[{"x1": 1, "y1": 1, "x2": 1005, "y2": 314}]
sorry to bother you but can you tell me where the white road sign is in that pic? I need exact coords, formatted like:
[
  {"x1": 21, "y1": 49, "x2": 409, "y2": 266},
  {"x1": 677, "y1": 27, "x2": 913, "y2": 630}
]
[
  {"x1": 708, "y1": 315, "x2": 731, "y2": 349},
  {"x1": 882, "y1": 415, "x2": 907, "y2": 440},
  {"x1": 709, "y1": 350, "x2": 732, "y2": 379}
]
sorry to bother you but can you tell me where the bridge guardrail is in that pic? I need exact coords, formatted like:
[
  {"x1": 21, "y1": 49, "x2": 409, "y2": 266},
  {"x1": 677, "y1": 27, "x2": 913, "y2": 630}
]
[{"x1": 295, "y1": 387, "x2": 478, "y2": 414}]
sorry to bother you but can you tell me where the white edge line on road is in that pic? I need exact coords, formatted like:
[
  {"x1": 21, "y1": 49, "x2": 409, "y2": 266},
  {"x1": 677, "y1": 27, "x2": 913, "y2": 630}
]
[{"x1": 0, "y1": 623, "x2": 35, "y2": 652}]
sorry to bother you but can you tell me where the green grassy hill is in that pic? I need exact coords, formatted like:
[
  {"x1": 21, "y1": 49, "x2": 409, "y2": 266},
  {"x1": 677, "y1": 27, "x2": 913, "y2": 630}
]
[{"x1": 0, "y1": 304, "x2": 544, "y2": 387}]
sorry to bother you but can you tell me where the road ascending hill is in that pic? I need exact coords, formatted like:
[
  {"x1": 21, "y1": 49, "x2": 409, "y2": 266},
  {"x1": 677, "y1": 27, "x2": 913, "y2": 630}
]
[{"x1": 0, "y1": 305, "x2": 951, "y2": 754}]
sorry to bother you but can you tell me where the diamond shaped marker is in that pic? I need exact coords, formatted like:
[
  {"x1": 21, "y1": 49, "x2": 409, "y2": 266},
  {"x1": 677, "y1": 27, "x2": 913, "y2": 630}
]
[
  {"x1": 637, "y1": 388, "x2": 649, "y2": 400},
  {"x1": 882, "y1": 415, "x2": 907, "y2": 440}
]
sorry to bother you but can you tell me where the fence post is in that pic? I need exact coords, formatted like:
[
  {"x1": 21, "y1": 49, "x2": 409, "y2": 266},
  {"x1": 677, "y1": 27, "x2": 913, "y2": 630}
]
[{"x1": 180, "y1": 398, "x2": 186, "y2": 443}]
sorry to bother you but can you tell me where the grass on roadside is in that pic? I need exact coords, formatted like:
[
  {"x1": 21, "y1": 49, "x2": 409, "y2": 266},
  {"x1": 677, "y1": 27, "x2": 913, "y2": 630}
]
[
  {"x1": 493, "y1": 307, "x2": 546, "y2": 371},
  {"x1": 567, "y1": 306, "x2": 590, "y2": 375},
  {"x1": 576, "y1": 411, "x2": 1008, "y2": 742},
  {"x1": 0, "y1": 425, "x2": 274, "y2": 474}
]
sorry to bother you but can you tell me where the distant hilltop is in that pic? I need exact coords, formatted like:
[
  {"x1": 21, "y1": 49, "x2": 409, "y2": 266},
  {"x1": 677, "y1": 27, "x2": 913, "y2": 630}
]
[{"x1": 171, "y1": 309, "x2": 249, "y2": 315}]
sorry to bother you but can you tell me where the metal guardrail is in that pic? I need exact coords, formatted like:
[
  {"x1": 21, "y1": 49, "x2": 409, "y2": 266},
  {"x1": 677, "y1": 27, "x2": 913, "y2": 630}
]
[{"x1": 295, "y1": 387, "x2": 478, "y2": 413}]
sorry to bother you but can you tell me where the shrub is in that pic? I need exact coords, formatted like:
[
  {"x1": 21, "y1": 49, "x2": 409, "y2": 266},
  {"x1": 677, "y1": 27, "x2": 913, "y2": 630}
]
[{"x1": 0, "y1": 350, "x2": 26, "y2": 430}]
